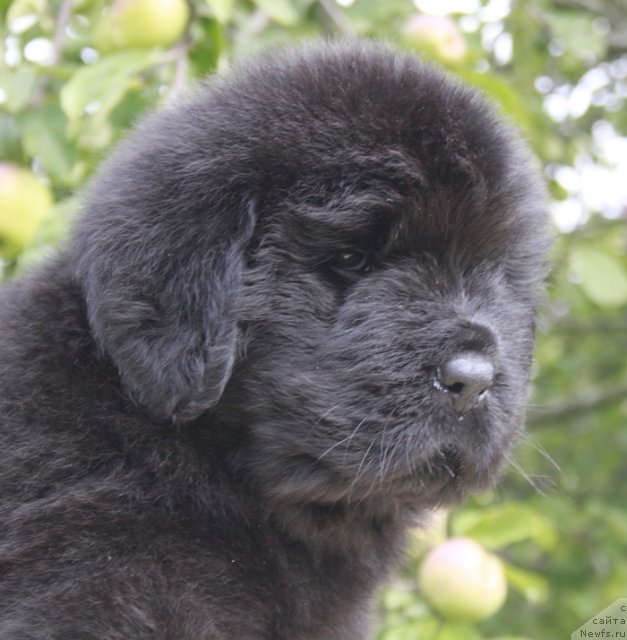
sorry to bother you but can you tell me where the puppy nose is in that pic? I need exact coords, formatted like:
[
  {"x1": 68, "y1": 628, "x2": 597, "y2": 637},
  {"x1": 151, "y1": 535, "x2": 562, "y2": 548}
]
[{"x1": 437, "y1": 353, "x2": 495, "y2": 415}]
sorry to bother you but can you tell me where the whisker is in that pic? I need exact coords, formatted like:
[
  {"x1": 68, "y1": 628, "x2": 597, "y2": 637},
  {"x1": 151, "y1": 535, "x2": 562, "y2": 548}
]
[
  {"x1": 316, "y1": 418, "x2": 367, "y2": 462},
  {"x1": 521, "y1": 433, "x2": 562, "y2": 473},
  {"x1": 308, "y1": 403, "x2": 343, "y2": 435},
  {"x1": 347, "y1": 438, "x2": 376, "y2": 501},
  {"x1": 505, "y1": 451, "x2": 548, "y2": 496}
]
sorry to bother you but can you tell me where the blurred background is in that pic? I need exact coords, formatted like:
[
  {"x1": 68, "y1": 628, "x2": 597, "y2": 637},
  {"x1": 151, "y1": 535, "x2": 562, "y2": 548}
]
[{"x1": 0, "y1": 0, "x2": 625, "y2": 638}]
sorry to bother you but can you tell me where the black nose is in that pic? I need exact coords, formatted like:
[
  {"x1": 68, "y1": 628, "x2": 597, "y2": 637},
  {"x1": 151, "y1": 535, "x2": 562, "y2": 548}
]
[{"x1": 437, "y1": 353, "x2": 495, "y2": 414}]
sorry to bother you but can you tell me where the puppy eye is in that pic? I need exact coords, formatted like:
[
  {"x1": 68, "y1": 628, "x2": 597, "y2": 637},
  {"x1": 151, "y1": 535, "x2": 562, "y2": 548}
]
[{"x1": 328, "y1": 251, "x2": 369, "y2": 273}]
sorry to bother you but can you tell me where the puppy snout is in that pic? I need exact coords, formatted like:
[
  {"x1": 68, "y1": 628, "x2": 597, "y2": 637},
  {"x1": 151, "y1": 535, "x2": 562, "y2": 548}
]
[{"x1": 436, "y1": 353, "x2": 495, "y2": 415}]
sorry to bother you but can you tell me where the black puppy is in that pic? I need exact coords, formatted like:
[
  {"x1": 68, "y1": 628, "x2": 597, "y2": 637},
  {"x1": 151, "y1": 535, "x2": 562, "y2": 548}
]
[{"x1": 0, "y1": 41, "x2": 549, "y2": 639}]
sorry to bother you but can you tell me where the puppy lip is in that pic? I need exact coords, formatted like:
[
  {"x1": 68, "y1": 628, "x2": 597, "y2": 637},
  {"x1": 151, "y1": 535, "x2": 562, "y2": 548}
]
[
  {"x1": 393, "y1": 446, "x2": 465, "y2": 489},
  {"x1": 409, "y1": 445, "x2": 498, "y2": 494},
  {"x1": 431, "y1": 446, "x2": 464, "y2": 481}
]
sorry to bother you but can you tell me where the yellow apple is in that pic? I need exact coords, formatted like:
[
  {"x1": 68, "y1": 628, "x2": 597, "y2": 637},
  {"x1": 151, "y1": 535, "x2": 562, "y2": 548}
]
[
  {"x1": 419, "y1": 537, "x2": 507, "y2": 622},
  {"x1": 0, "y1": 163, "x2": 52, "y2": 252},
  {"x1": 94, "y1": 0, "x2": 189, "y2": 52},
  {"x1": 402, "y1": 14, "x2": 467, "y2": 63}
]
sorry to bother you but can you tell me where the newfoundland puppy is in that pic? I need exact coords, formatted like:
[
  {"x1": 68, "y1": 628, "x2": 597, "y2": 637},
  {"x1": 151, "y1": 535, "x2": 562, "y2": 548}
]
[{"x1": 0, "y1": 41, "x2": 549, "y2": 639}]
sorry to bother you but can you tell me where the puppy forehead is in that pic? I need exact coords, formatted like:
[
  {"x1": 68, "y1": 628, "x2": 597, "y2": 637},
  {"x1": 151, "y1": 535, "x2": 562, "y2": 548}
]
[
  {"x1": 215, "y1": 44, "x2": 512, "y2": 187},
  {"x1": 197, "y1": 43, "x2": 543, "y2": 261},
  {"x1": 244, "y1": 56, "x2": 516, "y2": 206},
  {"x1": 283, "y1": 183, "x2": 510, "y2": 266},
  {"x1": 276, "y1": 158, "x2": 514, "y2": 259}
]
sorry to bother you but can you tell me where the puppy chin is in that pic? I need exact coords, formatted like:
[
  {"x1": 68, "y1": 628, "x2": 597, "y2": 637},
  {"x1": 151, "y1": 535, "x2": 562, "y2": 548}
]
[
  {"x1": 407, "y1": 445, "x2": 508, "y2": 505},
  {"x1": 375, "y1": 438, "x2": 507, "y2": 505},
  {"x1": 256, "y1": 416, "x2": 512, "y2": 543},
  {"x1": 260, "y1": 457, "x2": 493, "y2": 550}
]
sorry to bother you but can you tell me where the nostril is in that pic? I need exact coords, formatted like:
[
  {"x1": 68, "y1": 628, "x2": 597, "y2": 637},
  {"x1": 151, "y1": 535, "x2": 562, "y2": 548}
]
[
  {"x1": 446, "y1": 382, "x2": 465, "y2": 395},
  {"x1": 437, "y1": 353, "x2": 495, "y2": 414}
]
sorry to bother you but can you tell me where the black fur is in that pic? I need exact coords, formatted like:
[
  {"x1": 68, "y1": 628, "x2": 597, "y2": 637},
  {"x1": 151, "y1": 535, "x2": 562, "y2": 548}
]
[{"x1": 0, "y1": 41, "x2": 549, "y2": 639}]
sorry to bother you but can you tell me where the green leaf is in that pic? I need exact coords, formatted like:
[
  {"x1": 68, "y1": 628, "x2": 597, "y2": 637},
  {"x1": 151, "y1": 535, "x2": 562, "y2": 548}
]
[
  {"x1": 0, "y1": 114, "x2": 23, "y2": 161},
  {"x1": 451, "y1": 503, "x2": 557, "y2": 551},
  {"x1": 345, "y1": 0, "x2": 414, "y2": 31},
  {"x1": 204, "y1": 0, "x2": 234, "y2": 23},
  {"x1": 503, "y1": 562, "x2": 550, "y2": 605},
  {"x1": 570, "y1": 247, "x2": 627, "y2": 308},
  {"x1": 253, "y1": 0, "x2": 299, "y2": 26},
  {"x1": 455, "y1": 70, "x2": 532, "y2": 132},
  {"x1": 378, "y1": 617, "x2": 440, "y2": 640},
  {"x1": 0, "y1": 67, "x2": 38, "y2": 113},
  {"x1": 189, "y1": 16, "x2": 223, "y2": 76},
  {"x1": 6, "y1": 0, "x2": 46, "y2": 32},
  {"x1": 382, "y1": 588, "x2": 419, "y2": 611},
  {"x1": 436, "y1": 624, "x2": 483, "y2": 640},
  {"x1": 16, "y1": 106, "x2": 79, "y2": 186},
  {"x1": 15, "y1": 197, "x2": 81, "y2": 274},
  {"x1": 60, "y1": 50, "x2": 158, "y2": 146},
  {"x1": 546, "y1": 12, "x2": 607, "y2": 60}
]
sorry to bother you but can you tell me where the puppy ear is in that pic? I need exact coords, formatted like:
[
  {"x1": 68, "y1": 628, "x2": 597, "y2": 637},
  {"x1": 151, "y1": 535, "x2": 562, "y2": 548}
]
[{"x1": 73, "y1": 150, "x2": 256, "y2": 423}]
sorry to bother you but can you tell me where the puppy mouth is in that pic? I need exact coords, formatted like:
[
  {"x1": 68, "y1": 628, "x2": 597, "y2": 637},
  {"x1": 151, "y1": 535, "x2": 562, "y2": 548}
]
[
  {"x1": 382, "y1": 444, "x2": 499, "y2": 505},
  {"x1": 396, "y1": 446, "x2": 462, "y2": 489},
  {"x1": 427, "y1": 447, "x2": 464, "y2": 481}
]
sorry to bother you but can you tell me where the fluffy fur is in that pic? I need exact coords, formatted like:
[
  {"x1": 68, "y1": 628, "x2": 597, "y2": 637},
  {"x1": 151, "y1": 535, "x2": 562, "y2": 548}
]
[{"x1": 0, "y1": 41, "x2": 549, "y2": 639}]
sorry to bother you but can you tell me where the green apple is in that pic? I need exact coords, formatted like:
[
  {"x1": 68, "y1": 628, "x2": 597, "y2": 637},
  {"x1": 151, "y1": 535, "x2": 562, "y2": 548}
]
[
  {"x1": 0, "y1": 163, "x2": 52, "y2": 253},
  {"x1": 419, "y1": 537, "x2": 507, "y2": 622},
  {"x1": 94, "y1": 0, "x2": 190, "y2": 52},
  {"x1": 402, "y1": 14, "x2": 467, "y2": 63}
]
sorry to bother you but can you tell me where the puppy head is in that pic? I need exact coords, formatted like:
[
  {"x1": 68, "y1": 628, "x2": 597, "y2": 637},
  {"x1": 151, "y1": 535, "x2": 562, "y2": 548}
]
[
  {"x1": 73, "y1": 42, "x2": 549, "y2": 521},
  {"x1": 225, "y1": 43, "x2": 550, "y2": 517}
]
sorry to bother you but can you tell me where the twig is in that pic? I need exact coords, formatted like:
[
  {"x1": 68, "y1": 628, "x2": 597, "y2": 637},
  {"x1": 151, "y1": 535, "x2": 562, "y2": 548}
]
[
  {"x1": 50, "y1": 0, "x2": 73, "y2": 66},
  {"x1": 168, "y1": 0, "x2": 194, "y2": 96},
  {"x1": 528, "y1": 383, "x2": 627, "y2": 425},
  {"x1": 30, "y1": 0, "x2": 72, "y2": 106},
  {"x1": 550, "y1": 319, "x2": 627, "y2": 334},
  {"x1": 170, "y1": 39, "x2": 191, "y2": 95},
  {"x1": 318, "y1": 0, "x2": 353, "y2": 37}
]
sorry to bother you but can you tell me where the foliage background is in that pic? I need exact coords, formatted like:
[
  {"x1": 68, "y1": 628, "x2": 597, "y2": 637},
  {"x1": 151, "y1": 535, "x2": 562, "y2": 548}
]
[{"x1": 1, "y1": 0, "x2": 626, "y2": 638}]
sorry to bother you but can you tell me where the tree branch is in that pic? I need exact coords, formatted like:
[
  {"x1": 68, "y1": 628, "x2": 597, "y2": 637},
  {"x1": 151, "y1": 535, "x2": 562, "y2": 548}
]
[
  {"x1": 51, "y1": 0, "x2": 73, "y2": 66},
  {"x1": 318, "y1": 0, "x2": 353, "y2": 36},
  {"x1": 528, "y1": 384, "x2": 627, "y2": 425},
  {"x1": 30, "y1": 0, "x2": 72, "y2": 106},
  {"x1": 551, "y1": 319, "x2": 627, "y2": 334}
]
